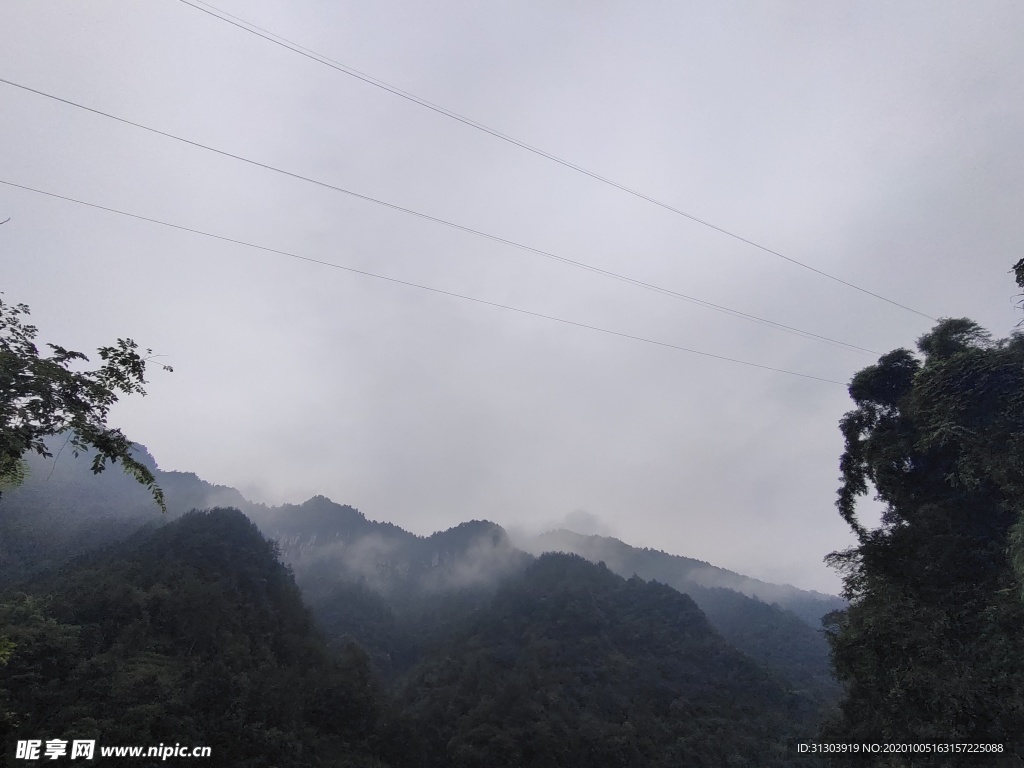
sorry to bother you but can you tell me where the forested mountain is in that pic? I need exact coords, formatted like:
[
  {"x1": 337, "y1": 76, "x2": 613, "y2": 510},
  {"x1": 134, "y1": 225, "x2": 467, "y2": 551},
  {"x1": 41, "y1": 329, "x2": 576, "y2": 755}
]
[
  {"x1": 0, "y1": 443, "x2": 256, "y2": 584},
  {"x1": 0, "y1": 442, "x2": 839, "y2": 765},
  {"x1": 0, "y1": 508, "x2": 386, "y2": 767},
  {"x1": 526, "y1": 529, "x2": 844, "y2": 624},
  {"x1": 390, "y1": 553, "x2": 819, "y2": 767},
  {"x1": 523, "y1": 530, "x2": 842, "y2": 703},
  {"x1": 264, "y1": 497, "x2": 529, "y2": 597}
]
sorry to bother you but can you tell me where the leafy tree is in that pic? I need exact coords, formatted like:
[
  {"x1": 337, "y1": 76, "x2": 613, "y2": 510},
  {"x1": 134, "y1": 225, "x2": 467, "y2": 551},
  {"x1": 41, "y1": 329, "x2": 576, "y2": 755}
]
[
  {"x1": 0, "y1": 296, "x2": 170, "y2": 511},
  {"x1": 824, "y1": 292, "x2": 1024, "y2": 755}
]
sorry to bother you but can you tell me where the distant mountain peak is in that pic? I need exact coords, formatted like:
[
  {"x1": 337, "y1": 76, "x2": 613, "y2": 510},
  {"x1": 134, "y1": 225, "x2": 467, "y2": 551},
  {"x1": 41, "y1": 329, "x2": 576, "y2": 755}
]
[{"x1": 528, "y1": 528, "x2": 843, "y2": 617}]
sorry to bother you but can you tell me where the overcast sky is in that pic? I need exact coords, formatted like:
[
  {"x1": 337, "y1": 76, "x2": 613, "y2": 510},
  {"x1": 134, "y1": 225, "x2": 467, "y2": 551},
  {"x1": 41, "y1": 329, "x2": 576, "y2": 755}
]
[{"x1": 3, "y1": 0, "x2": 1023, "y2": 593}]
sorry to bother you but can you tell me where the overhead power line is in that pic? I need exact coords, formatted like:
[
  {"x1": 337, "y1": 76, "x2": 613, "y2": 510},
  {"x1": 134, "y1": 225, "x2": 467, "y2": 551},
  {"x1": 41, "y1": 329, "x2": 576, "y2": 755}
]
[
  {"x1": 178, "y1": 0, "x2": 938, "y2": 323},
  {"x1": 0, "y1": 178, "x2": 847, "y2": 386},
  {"x1": 0, "y1": 76, "x2": 879, "y2": 356}
]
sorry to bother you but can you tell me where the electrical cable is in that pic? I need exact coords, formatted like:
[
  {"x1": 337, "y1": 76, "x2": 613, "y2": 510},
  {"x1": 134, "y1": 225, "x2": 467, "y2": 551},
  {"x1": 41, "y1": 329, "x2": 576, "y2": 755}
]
[
  {"x1": 0, "y1": 178, "x2": 848, "y2": 385},
  {"x1": 178, "y1": 0, "x2": 937, "y2": 322},
  {"x1": 0, "y1": 76, "x2": 879, "y2": 356}
]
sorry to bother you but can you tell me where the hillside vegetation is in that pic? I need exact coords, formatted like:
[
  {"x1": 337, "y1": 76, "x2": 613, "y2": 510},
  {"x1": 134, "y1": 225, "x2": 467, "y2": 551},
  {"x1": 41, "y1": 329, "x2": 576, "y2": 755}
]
[{"x1": 0, "y1": 447, "x2": 837, "y2": 766}]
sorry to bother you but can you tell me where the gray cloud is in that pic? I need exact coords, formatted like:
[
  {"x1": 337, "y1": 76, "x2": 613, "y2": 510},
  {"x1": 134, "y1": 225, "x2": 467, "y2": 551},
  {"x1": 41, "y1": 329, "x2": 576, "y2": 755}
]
[{"x1": 3, "y1": 0, "x2": 1023, "y2": 593}]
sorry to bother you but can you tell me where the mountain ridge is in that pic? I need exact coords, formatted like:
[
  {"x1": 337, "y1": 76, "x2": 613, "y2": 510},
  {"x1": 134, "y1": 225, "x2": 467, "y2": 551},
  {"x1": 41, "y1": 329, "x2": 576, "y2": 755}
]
[
  {"x1": 1, "y1": 440, "x2": 841, "y2": 607},
  {"x1": 525, "y1": 529, "x2": 845, "y2": 626},
  {"x1": 1, "y1": 441, "x2": 841, "y2": 706},
  {"x1": 0, "y1": 442, "x2": 840, "y2": 764}
]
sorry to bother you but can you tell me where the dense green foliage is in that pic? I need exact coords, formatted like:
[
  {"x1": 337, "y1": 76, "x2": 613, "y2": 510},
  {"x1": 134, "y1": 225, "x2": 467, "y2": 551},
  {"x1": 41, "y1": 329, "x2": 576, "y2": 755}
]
[
  {"x1": 529, "y1": 530, "x2": 841, "y2": 705},
  {"x1": 0, "y1": 448, "x2": 838, "y2": 765},
  {"x1": 824, "y1": 317, "x2": 1024, "y2": 756},
  {"x1": 390, "y1": 554, "x2": 819, "y2": 767},
  {"x1": 0, "y1": 509, "x2": 387, "y2": 767},
  {"x1": 0, "y1": 298, "x2": 169, "y2": 511}
]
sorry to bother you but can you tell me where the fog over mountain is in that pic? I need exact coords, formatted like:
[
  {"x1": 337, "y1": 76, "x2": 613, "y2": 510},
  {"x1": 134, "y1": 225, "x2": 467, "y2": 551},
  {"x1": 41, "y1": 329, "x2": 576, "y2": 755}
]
[
  {"x1": 1, "y1": 442, "x2": 840, "y2": 607},
  {"x1": 5, "y1": 1, "x2": 1022, "y2": 595},
  {"x1": 1, "y1": 442, "x2": 849, "y2": 768},
  {"x1": 520, "y1": 529, "x2": 844, "y2": 625},
  {"x1": 1, "y1": 443, "x2": 842, "y2": 713}
]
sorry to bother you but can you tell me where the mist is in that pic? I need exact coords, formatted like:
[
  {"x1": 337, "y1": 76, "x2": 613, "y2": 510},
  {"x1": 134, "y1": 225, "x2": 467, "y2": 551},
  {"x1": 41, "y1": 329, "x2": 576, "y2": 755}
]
[{"x1": 4, "y1": 0, "x2": 1023, "y2": 594}]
